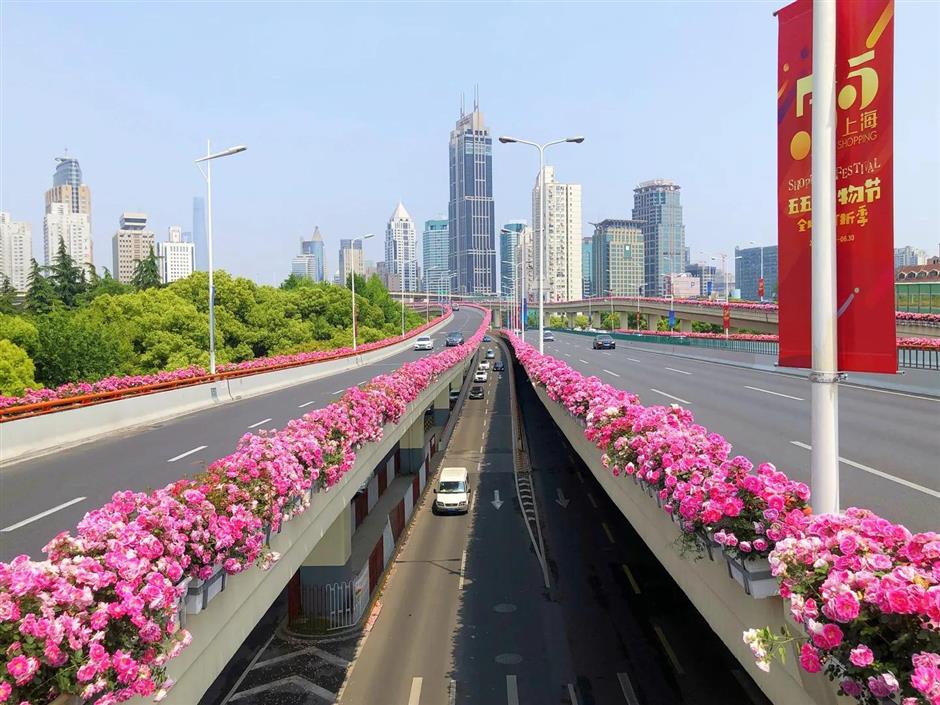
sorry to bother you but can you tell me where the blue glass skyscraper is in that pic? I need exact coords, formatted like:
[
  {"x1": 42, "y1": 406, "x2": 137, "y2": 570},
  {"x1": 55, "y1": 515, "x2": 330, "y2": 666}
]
[
  {"x1": 632, "y1": 180, "x2": 685, "y2": 296},
  {"x1": 192, "y1": 197, "x2": 208, "y2": 271},
  {"x1": 423, "y1": 218, "x2": 449, "y2": 296},
  {"x1": 500, "y1": 221, "x2": 524, "y2": 299},
  {"x1": 300, "y1": 226, "x2": 326, "y2": 282}
]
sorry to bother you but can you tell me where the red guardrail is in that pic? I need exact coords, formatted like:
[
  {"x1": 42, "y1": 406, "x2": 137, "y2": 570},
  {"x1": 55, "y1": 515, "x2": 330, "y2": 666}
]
[{"x1": 0, "y1": 307, "x2": 451, "y2": 423}]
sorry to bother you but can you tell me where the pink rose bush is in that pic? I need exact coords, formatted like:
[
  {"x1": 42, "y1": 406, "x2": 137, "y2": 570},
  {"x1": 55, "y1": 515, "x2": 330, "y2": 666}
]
[
  {"x1": 0, "y1": 309, "x2": 451, "y2": 413},
  {"x1": 0, "y1": 307, "x2": 488, "y2": 704},
  {"x1": 504, "y1": 331, "x2": 939, "y2": 704}
]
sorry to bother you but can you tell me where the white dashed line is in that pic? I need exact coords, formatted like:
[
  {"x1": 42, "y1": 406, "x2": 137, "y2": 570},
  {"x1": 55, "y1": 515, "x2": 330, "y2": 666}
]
[
  {"x1": 248, "y1": 418, "x2": 272, "y2": 429},
  {"x1": 627, "y1": 357, "x2": 641, "y2": 363},
  {"x1": 617, "y1": 673, "x2": 641, "y2": 705},
  {"x1": 601, "y1": 522, "x2": 615, "y2": 544},
  {"x1": 408, "y1": 677, "x2": 422, "y2": 705},
  {"x1": 790, "y1": 442, "x2": 940, "y2": 498},
  {"x1": 665, "y1": 367, "x2": 691, "y2": 375},
  {"x1": 506, "y1": 675, "x2": 519, "y2": 705},
  {"x1": 2, "y1": 497, "x2": 87, "y2": 532},
  {"x1": 654, "y1": 625, "x2": 685, "y2": 674},
  {"x1": 745, "y1": 385, "x2": 803, "y2": 401},
  {"x1": 167, "y1": 445, "x2": 207, "y2": 462},
  {"x1": 458, "y1": 549, "x2": 468, "y2": 590},
  {"x1": 649, "y1": 388, "x2": 691, "y2": 405},
  {"x1": 298, "y1": 400, "x2": 317, "y2": 407},
  {"x1": 602, "y1": 369, "x2": 620, "y2": 378},
  {"x1": 578, "y1": 359, "x2": 589, "y2": 364},
  {"x1": 586, "y1": 492, "x2": 598, "y2": 508},
  {"x1": 622, "y1": 564, "x2": 642, "y2": 594}
]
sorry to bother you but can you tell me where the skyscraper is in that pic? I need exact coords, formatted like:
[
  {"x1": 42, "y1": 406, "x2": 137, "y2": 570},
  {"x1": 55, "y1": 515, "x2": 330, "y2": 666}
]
[
  {"x1": 46, "y1": 156, "x2": 92, "y2": 229},
  {"x1": 158, "y1": 226, "x2": 195, "y2": 284},
  {"x1": 422, "y1": 217, "x2": 449, "y2": 297},
  {"x1": 734, "y1": 245, "x2": 778, "y2": 301},
  {"x1": 632, "y1": 180, "x2": 685, "y2": 296},
  {"x1": 581, "y1": 237, "x2": 593, "y2": 298},
  {"x1": 192, "y1": 197, "x2": 208, "y2": 271},
  {"x1": 592, "y1": 219, "x2": 644, "y2": 298},
  {"x1": 0, "y1": 212, "x2": 32, "y2": 291},
  {"x1": 532, "y1": 166, "x2": 582, "y2": 301},
  {"x1": 500, "y1": 221, "x2": 526, "y2": 299},
  {"x1": 44, "y1": 155, "x2": 93, "y2": 270},
  {"x1": 448, "y1": 102, "x2": 496, "y2": 296},
  {"x1": 338, "y1": 238, "x2": 364, "y2": 286},
  {"x1": 293, "y1": 227, "x2": 325, "y2": 282},
  {"x1": 385, "y1": 202, "x2": 418, "y2": 292},
  {"x1": 112, "y1": 213, "x2": 156, "y2": 284},
  {"x1": 685, "y1": 262, "x2": 719, "y2": 297},
  {"x1": 894, "y1": 246, "x2": 928, "y2": 270}
]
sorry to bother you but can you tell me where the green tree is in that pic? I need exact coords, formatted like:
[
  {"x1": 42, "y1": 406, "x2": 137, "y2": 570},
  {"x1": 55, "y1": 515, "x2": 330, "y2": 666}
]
[
  {"x1": 0, "y1": 314, "x2": 40, "y2": 356},
  {"x1": 33, "y1": 311, "x2": 127, "y2": 387},
  {"x1": 0, "y1": 276, "x2": 17, "y2": 314},
  {"x1": 527, "y1": 311, "x2": 539, "y2": 328},
  {"x1": 573, "y1": 314, "x2": 590, "y2": 329},
  {"x1": 601, "y1": 312, "x2": 621, "y2": 330},
  {"x1": 626, "y1": 312, "x2": 644, "y2": 329},
  {"x1": 0, "y1": 339, "x2": 37, "y2": 396},
  {"x1": 49, "y1": 238, "x2": 86, "y2": 306},
  {"x1": 548, "y1": 314, "x2": 567, "y2": 328},
  {"x1": 80, "y1": 267, "x2": 129, "y2": 302},
  {"x1": 131, "y1": 246, "x2": 162, "y2": 290},
  {"x1": 692, "y1": 321, "x2": 723, "y2": 334},
  {"x1": 25, "y1": 259, "x2": 57, "y2": 315},
  {"x1": 280, "y1": 273, "x2": 308, "y2": 290}
]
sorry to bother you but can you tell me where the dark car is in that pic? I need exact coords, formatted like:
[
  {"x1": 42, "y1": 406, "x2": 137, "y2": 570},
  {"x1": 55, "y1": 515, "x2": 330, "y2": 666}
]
[
  {"x1": 482, "y1": 335, "x2": 492, "y2": 343},
  {"x1": 493, "y1": 360, "x2": 505, "y2": 372},
  {"x1": 469, "y1": 386, "x2": 485, "y2": 399},
  {"x1": 445, "y1": 332, "x2": 464, "y2": 347},
  {"x1": 593, "y1": 334, "x2": 616, "y2": 350}
]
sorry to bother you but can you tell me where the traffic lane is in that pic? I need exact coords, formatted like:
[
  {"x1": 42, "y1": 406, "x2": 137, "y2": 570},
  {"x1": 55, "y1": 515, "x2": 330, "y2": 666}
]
[
  {"x1": 0, "y1": 309, "x2": 485, "y2": 561},
  {"x1": 535, "y1": 331, "x2": 938, "y2": 531},
  {"x1": 517, "y1": 365, "x2": 761, "y2": 705}
]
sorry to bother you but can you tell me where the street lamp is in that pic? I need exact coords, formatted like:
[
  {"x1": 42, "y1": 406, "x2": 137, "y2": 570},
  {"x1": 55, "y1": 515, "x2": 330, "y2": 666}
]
[
  {"x1": 349, "y1": 233, "x2": 374, "y2": 351},
  {"x1": 499, "y1": 135, "x2": 584, "y2": 353},
  {"x1": 194, "y1": 141, "x2": 246, "y2": 374},
  {"x1": 749, "y1": 240, "x2": 765, "y2": 302},
  {"x1": 500, "y1": 258, "x2": 517, "y2": 330}
]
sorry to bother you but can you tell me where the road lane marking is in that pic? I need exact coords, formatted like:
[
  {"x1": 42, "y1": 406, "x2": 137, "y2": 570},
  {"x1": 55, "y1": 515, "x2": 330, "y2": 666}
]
[
  {"x1": 602, "y1": 351, "x2": 612, "y2": 356},
  {"x1": 622, "y1": 564, "x2": 642, "y2": 594},
  {"x1": 408, "y1": 677, "x2": 422, "y2": 705},
  {"x1": 653, "y1": 624, "x2": 685, "y2": 674},
  {"x1": 248, "y1": 418, "x2": 272, "y2": 429},
  {"x1": 649, "y1": 388, "x2": 691, "y2": 405},
  {"x1": 601, "y1": 522, "x2": 615, "y2": 544},
  {"x1": 2, "y1": 497, "x2": 87, "y2": 532},
  {"x1": 448, "y1": 679, "x2": 457, "y2": 705},
  {"x1": 586, "y1": 492, "x2": 598, "y2": 508},
  {"x1": 790, "y1": 441, "x2": 940, "y2": 498},
  {"x1": 665, "y1": 367, "x2": 691, "y2": 375},
  {"x1": 745, "y1": 385, "x2": 803, "y2": 401},
  {"x1": 567, "y1": 683, "x2": 580, "y2": 705},
  {"x1": 602, "y1": 369, "x2": 620, "y2": 378},
  {"x1": 167, "y1": 445, "x2": 207, "y2": 463},
  {"x1": 506, "y1": 675, "x2": 519, "y2": 705},
  {"x1": 578, "y1": 358, "x2": 589, "y2": 364},
  {"x1": 617, "y1": 673, "x2": 641, "y2": 705},
  {"x1": 627, "y1": 357, "x2": 641, "y2": 362},
  {"x1": 458, "y1": 549, "x2": 467, "y2": 590},
  {"x1": 564, "y1": 353, "x2": 572, "y2": 358},
  {"x1": 841, "y1": 384, "x2": 939, "y2": 402},
  {"x1": 298, "y1": 400, "x2": 318, "y2": 407}
]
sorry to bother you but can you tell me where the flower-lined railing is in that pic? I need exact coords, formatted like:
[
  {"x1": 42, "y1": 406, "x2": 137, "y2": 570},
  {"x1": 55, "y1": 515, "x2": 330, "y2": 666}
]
[
  {"x1": 0, "y1": 307, "x2": 489, "y2": 705},
  {"x1": 504, "y1": 331, "x2": 939, "y2": 705},
  {"x1": 0, "y1": 307, "x2": 451, "y2": 417},
  {"x1": 601, "y1": 328, "x2": 940, "y2": 350}
]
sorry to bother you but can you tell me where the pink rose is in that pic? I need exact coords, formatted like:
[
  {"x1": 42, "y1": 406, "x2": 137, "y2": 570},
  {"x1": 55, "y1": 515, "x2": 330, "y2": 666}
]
[
  {"x1": 849, "y1": 644, "x2": 874, "y2": 667},
  {"x1": 867, "y1": 673, "x2": 899, "y2": 698},
  {"x1": 824, "y1": 591, "x2": 860, "y2": 623},
  {"x1": 6, "y1": 654, "x2": 39, "y2": 686},
  {"x1": 840, "y1": 679, "x2": 862, "y2": 698},
  {"x1": 799, "y1": 643, "x2": 822, "y2": 673}
]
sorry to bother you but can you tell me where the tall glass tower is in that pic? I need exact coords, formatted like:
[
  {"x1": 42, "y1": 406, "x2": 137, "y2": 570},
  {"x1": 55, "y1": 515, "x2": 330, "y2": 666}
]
[
  {"x1": 448, "y1": 101, "x2": 496, "y2": 296},
  {"x1": 632, "y1": 180, "x2": 685, "y2": 296},
  {"x1": 500, "y1": 221, "x2": 525, "y2": 299},
  {"x1": 52, "y1": 158, "x2": 84, "y2": 214},
  {"x1": 423, "y1": 217, "x2": 449, "y2": 297},
  {"x1": 300, "y1": 226, "x2": 326, "y2": 282},
  {"x1": 192, "y1": 197, "x2": 208, "y2": 271}
]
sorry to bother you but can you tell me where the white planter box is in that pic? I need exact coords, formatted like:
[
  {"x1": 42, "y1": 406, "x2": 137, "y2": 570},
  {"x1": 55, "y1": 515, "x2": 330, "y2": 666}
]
[
  {"x1": 724, "y1": 552, "x2": 779, "y2": 599},
  {"x1": 174, "y1": 577, "x2": 191, "y2": 628},
  {"x1": 185, "y1": 564, "x2": 227, "y2": 614}
]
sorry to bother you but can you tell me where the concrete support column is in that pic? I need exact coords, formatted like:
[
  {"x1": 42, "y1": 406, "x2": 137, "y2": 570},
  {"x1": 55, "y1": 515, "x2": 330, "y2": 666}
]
[
  {"x1": 679, "y1": 318, "x2": 693, "y2": 332},
  {"x1": 399, "y1": 412, "x2": 427, "y2": 474},
  {"x1": 433, "y1": 387, "x2": 450, "y2": 427},
  {"x1": 302, "y1": 503, "x2": 352, "y2": 568},
  {"x1": 646, "y1": 313, "x2": 658, "y2": 331}
]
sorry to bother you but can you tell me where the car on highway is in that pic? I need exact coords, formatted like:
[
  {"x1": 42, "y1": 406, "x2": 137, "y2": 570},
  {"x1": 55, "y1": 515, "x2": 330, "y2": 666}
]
[
  {"x1": 468, "y1": 386, "x2": 484, "y2": 400},
  {"x1": 449, "y1": 389, "x2": 460, "y2": 403},
  {"x1": 434, "y1": 467, "x2": 470, "y2": 514},
  {"x1": 493, "y1": 360, "x2": 505, "y2": 372},
  {"x1": 474, "y1": 370, "x2": 488, "y2": 383},
  {"x1": 485, "y1": 349, "x2": 495, "y2": 359},
  {"x1": 593, "y1": 334, "x2": 616, "y2": 350},
  {"x1": 543, "y1": 330, "x2": 555, "y2": 342},
  {"x1": 482, "y1": 335, "x2": 492, "y2": 342},
  {"x1": 453, "y1": 303, "x2": 460, "y2": 311},
  {"x1": 478, "y1": 360, "x2": 490, "y2": 370},
  {"x1": 413, "y1": 335, "x2": 434, "y2": 351},
  {"x1": 445, "y1": 332, "x2": 464, "y2": 347}
]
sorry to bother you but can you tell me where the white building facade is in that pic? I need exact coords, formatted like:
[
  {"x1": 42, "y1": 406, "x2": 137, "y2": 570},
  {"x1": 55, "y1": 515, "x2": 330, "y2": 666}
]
[
  {"x1": 44, "y1": 202, "x2": 93, "y2": 270},
  {"x1": 0, "y1": 212, "x2": 32, "y2": 291},
  {"x1": 532, "y1": 166, "x2": 582, "y2": 302},
  {"x1": 112, "y1": 213, "x2": 156, "y2": 284},
  {"x1": 385, "y1": 202, "x2": 418, "y2": 293},
  {"x1": 158, "y1": 226, "x2": 195, "y2": 284}
]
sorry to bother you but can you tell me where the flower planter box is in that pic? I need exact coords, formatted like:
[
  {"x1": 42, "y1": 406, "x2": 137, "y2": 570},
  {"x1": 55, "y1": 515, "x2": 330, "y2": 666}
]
[
  {"x1": 174, "y1": 576, "x2": 191, "y2": 628},
  {"x1": 723, "y1": 552, "x2": 778, "y2": 598},
  {"x1": 185, "y1": 564, "x2": 227, "y2": 614}
]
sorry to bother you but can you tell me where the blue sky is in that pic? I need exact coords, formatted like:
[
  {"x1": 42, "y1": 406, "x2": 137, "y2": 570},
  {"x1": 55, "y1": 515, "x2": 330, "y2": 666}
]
[{"x1": 2, "y1": 1, "x2": 937, "y2": 284}]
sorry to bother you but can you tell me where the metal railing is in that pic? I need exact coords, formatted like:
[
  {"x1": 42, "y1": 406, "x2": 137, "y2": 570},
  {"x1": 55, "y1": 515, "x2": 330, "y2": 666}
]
[{"x1": 293, "y1": 578, "x2": 368, "y2": 632}]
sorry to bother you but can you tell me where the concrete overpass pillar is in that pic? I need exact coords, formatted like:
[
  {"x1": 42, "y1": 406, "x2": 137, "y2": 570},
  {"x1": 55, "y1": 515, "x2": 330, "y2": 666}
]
[
  {"x1": 678, "y1": 318, "x2": 693, "y2": 332},
  {"x1": 647, "y1": 312, "x2": 658, "y2": 331},
  {"x1": 302, "y1": 503, "x2": 353, "y2": 567},
  {"x1": 433, "y1": 387, "x2": 450, "y2": 427},
  {"x1": 399, "y1": 411, "x2": 427, "y2": 474}
]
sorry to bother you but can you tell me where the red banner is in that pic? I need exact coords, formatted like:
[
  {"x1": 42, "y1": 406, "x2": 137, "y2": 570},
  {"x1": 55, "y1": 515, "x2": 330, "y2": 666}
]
[
  {"x1": 758, "y1": 277, "x2": 766, "y2": 298},
  {"x1": 776, "y1": 0, "x2": 896, "y2": 372},
  {"x1": 723, "y1": 304, "x2": 731, "y2": 331}
]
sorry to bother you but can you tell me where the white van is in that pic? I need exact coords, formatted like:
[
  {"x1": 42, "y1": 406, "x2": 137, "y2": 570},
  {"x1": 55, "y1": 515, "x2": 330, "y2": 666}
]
[{"x1": 433, "y1": 467, "x2": 470, "y2": 514}]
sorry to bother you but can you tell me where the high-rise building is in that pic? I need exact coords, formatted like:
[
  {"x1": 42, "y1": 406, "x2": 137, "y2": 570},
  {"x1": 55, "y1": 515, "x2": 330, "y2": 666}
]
[
  {"x1": 43, "y1": 202, "x2": 92, "y2": 270},
  {"x1": 422, "y1": 217, "x2": 450, "y2": 297},
  {"x1": 0, "y1": 213, "x2": 32, "y2": 291},
  {"x1": 685, "y1": 262, "x2": 719, "y2": 297},
  {"x1": 292, "y1": 227, "x2": 325, "y2": 283},
  {"x1": 665, "y1": 273, "x2": 700, "y2": 297},
  {"x1": 592, "y1": 219, "x2": 644, "y2": 298},
  {"x1": 46, "y1": 156, "x2": 92, "y2": 230},
  {"x1": 158, "y1": 226, "x2": 195, "y2": 284},
  {"x1": 734, "y1": 245, "x2": 778, "y2": 301},
  {"x1": 112, "y1": 213, "x2": 156, "y2": 284},
  {"x1": 632, "y1": 180, "x2": 685, "y2": 297},
  {"x1": 500, "y1": 221, "x2": 526, "y2": 299},
  {"x1": 385, "y1": 202, "x2": 418, "y2": 292},
  {"x1": 894, "y1": 246, "x2": 928, "y2": 270},
  {"x1": 192, "y1": 197, "x2": 208, "y2": 271},
  {"x1": 448, "y1": 103, "x2": 496, "y2": 296},
  {"x1": 338, "y1": 238, "x2": 364, "y2": 286},
  {"x1": 581, "y1": 237, "x2": 593, "y2": 298},
  {"x1": 532, "y1": 166, "x2": 582, "y2": 302}
]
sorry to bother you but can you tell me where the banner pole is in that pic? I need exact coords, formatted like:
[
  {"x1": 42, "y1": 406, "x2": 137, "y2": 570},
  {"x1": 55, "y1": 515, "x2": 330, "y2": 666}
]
[{"x1": 810, "y1": 0, "x2": 840, "y2": 515}]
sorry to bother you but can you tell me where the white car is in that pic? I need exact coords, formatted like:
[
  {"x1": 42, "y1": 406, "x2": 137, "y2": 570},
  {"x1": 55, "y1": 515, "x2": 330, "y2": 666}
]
[
  {"x1": 474, "y1": 370, "x2": 488, "y2": 383},
  {"x1": 434, "y1": 467, "x2": 470, "y2": 514},
  {"x1": 478, "y1": 360, "x2": 490, "y2": 370},
  {"x1": 414, "y1": 335, "x2": 434, "y2": 351}
]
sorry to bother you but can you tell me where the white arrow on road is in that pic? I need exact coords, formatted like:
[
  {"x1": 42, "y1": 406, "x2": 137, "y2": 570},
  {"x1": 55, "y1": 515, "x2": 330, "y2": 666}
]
[
  {"x1": 555, "y1": 488, "x2": 570, "y2": 508},
  {"x1": 491, "y1": 490, "x2": 504, "y2": 510}
]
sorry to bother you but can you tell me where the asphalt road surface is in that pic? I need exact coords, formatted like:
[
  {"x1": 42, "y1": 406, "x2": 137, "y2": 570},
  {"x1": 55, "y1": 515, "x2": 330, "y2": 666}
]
[
  {"x1": 526, "y1": 329, "x2": 939, "y2": 533},
  {"x1": 338, "y1": 341, "x2": 766, "y2": 705},
  {"x1": 0, "y1": 308, "x2": 485, "y2": 561}
]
